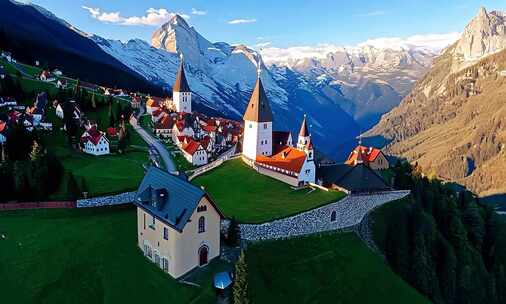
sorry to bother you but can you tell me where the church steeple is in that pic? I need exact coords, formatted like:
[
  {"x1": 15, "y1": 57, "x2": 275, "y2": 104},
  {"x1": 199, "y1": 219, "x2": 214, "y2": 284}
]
[
  {"x1": 172, "y1": 54, "x2": 192, "y2": 113},
  {"x1": 242, "y1": 69, "x2": 273, "y2": 160},
  {"x1": 297, "y1": 115, "x2": 311, "y2": 150},
  {"x1": 243, "y1": 70, "x2": 273, "y2": 123}
]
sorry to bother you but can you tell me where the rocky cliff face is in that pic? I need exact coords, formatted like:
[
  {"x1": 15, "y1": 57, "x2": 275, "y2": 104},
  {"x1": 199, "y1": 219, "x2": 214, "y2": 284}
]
[
  {"x1": 455, "y1": 7, "x2": 506, "y2": 62},
  {"x1": 366, "y1": 7, "x2": 506, "y2": 197}
]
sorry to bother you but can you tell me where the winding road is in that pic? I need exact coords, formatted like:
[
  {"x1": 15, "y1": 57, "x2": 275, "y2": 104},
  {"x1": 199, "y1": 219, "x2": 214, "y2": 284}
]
[{"x1": 129, "y1": 106, "x2": 177, "y2": 173}]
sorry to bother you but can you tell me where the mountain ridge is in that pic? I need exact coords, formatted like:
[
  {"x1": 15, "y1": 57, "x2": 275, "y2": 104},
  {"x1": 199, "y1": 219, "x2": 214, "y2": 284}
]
[{"x1": 366, "y1": 7, "x2": 506, "y2": 196}]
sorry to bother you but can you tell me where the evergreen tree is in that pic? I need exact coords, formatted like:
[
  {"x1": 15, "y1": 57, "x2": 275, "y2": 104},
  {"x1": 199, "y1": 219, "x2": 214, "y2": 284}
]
[
  {"x1": 226, "y1": 217, "x2": 240, "y2": 247},
  {"x1": 6, "y1": 124, "x2": 33, "y2": 161},
  {"x1": 233, "y1": 251, "x2": 250, "y2": 304},
  {"x1": 67, "y1": 172, "x2": 81, "y2": 201}
]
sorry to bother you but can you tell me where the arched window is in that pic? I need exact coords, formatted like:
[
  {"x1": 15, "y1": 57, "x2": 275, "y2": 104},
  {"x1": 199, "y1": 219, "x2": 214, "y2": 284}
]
[
  {"x1": 198, "y1": 216, "x2": 205, "y2": 233},
  {"x1": 331, "y1": 211, "x2": 337, "y2": 222}
]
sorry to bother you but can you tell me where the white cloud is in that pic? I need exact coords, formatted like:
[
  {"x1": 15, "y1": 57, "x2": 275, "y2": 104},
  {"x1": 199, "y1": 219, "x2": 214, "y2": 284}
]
[
  {"x1": 81, "y1": 6, "x2": 189, "y2": 26},
  {"x1": 255, "y1": 42, "x2": 272, "y2": 48},
  {"x1": 259, "y1": 33, "x2": 461, "y2": 63},
  {"x1": 191, "y1": 8, "x2": 207, "y2": 16},
  {"x1": 353, "y1": 10, "x2": 387, "y2": 17},
  {"x1": 359, "y1": 32, "x2": 461, "y2": 50},
  {"x1": 228, "y1": 18, "x2": 256, "y2": 25}
]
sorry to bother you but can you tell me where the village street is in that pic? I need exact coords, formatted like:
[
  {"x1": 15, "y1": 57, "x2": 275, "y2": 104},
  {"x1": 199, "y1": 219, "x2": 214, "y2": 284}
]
[{"x1": 130, "y1": 107, "x2": 177, "y2": 173}]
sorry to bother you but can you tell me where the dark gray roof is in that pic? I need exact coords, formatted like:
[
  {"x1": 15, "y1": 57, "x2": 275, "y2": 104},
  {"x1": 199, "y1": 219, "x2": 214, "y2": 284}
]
[
  {"x1": 135, "y1": 167, "x2": 211, "y2": 232},
  {"x1": 318, "y1": 163, "x2": 390, "y2": 193},
  {"x1": 243, "y1": 77, "x2": 273, "y2": 122}
]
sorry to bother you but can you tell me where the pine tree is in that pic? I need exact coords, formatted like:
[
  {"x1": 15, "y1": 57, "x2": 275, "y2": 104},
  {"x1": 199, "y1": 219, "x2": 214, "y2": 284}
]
[
  {"x1": 67, "y1": 172, "x2": 81, "y2": 201},
  {"x1": 227, "y1": 217, "x2": 240, "y2": 247},
  {"x1": 233, "y1": 251, "x2": 250, "y2": 304}
]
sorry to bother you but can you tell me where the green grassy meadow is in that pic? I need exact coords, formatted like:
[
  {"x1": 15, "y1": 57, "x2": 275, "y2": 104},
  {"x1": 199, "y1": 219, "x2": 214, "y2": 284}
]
[
  {"x1": 246, "y1": 232, "x2": 429, "y2": 304},
  {"x1": 0, "y1": 206, "x2": 229, "y2": 304},
  {"x1": 193, "y1": 159, "x2": 345, "y2": 223}
]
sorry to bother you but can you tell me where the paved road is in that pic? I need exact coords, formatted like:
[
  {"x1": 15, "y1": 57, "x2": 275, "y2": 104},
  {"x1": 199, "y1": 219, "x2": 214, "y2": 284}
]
[{"x1": 129, "y1": 106, "x2": 178, "y2": 173}]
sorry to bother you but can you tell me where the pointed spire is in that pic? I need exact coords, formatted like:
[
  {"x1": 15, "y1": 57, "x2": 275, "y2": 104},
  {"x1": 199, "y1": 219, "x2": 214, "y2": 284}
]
[
  {"x1": 243, "y1": 76, "x2": 273, "y2": 122},
  {"x1": 299, "y1": 114, "x2": 310, "y2": 137},
  {"x1": 173, "y1": 54, "x2": 190, "y2": 92}
]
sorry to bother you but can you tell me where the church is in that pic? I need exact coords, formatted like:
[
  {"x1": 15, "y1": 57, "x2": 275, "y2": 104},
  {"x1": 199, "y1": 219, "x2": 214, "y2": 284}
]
[{"x1": 241, "y1": 73, "x2": 316, "y2": 187}]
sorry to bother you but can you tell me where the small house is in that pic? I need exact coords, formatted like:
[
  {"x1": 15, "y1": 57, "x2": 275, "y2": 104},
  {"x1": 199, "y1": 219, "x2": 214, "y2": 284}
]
[
  {"x1": 134, "y1": 167, "x2": 223, "y2": 279},
  {"x1": 80, "y1": 127, "x2": 110, "y2": 156}
]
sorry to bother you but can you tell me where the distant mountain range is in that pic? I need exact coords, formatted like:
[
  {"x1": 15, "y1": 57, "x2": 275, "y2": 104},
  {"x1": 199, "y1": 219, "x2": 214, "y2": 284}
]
[
  {"x1": 367, "y1": 7, "x2": 506, "y2": 197},
  {"x1": 0, "y1": 0, "x2": 441, "y2": 159},
  {"x1": 92, "y1": 15, "x2": 439, "y2": 159}
]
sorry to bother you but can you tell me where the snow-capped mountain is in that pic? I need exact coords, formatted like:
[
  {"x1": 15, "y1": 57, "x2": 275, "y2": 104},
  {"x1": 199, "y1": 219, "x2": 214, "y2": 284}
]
[
  {"x1": 93, "y1": 15, "x2": 360, "y2": 159},
  {"x1": 264, "y1": 45, "x2": 437, "y2": 129}
]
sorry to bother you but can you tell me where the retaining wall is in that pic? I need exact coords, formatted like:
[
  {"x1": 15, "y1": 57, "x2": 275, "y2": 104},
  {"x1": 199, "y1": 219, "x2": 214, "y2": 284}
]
[
  {"x1": 76, "y1": 191, "x2": 136, "y2": 208},
  {"x1": 239, "y1": 190, "x2": 410, "y2": 241}
]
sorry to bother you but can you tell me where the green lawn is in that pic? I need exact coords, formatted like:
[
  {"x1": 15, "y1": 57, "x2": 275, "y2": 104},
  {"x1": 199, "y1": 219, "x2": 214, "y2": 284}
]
[
  {"x1": 192, "y1": 159, "x2": 345, "y2": 223},
  {"x1": 42, "y1": 129, "x2": 148, "y2": 199},
  {"x1": 246, "y1": 232, "x2": 429, "y2": 304},
  {"x1": 0, "y1": 206, "x2": 229, "y2": 304}
]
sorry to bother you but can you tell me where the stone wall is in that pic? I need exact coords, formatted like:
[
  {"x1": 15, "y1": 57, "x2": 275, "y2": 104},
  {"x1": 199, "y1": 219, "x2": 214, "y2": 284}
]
[
  {"x1": 239, "y1": 191, "x2": 410, "y2": 241},
  {"x1": 76, "y1": 191, "x2": 136, "y2": 208}
]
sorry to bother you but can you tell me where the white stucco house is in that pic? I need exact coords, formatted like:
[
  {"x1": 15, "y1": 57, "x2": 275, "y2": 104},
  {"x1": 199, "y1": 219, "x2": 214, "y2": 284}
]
[{"x1": 134, "y1": 167, "x2": 223, "y2": 279}]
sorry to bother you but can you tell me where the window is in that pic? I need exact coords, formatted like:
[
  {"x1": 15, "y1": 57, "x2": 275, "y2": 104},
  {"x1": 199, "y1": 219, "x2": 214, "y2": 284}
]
[
  {"x1": 163, "y1": 227, "x2": 168, "y2": 240},
  {"x1": 198, "y1": 216, "x2": 205, "y2": 233},
  {"x1": 162, "y1": 258, "x2": 169, "y2": 272},
  {"x1": 143, "y1": 213, "x2": 146, "y2": 229},
  {"x1": 197, "y1": 205, "x2": 207, "y2": 213},
  {"x1": 149, "y1": 216, "x2": 156, "y2": 230},
  {"x1": 263, "y1": 123, "x2": 268, "y2": 129},
  {"x1": 249, "y1": 124, "x2": 252, "y2": 129},
  {"x1": 331, "y1": 211, "x2": 337, "y2": 222}
]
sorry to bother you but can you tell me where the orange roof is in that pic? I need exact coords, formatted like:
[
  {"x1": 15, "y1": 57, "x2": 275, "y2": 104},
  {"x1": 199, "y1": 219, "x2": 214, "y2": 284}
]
[
  {"x1": 146, "y1": 97, "x2": 161, "y2": 107},
  {"x1": 345, "y1": 145, "x2": 383, "y2": 165},
  {"x1": 256, "y1": 146, "x2": 307, "y2": 173},
  {"x1": 0, "y1": 120, "x2": 6, "y2": 133},
  {"x1": 181, "y1": 139, "x2": 201, "y2": 155}
]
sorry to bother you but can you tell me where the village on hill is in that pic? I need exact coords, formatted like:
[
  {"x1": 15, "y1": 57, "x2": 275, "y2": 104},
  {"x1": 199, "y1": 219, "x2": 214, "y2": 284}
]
[{"x1": 3, "y1": 45, "x2": 497, "y2": 304}]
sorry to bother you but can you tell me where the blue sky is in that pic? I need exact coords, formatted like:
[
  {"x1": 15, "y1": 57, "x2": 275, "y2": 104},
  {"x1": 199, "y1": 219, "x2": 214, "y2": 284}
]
[{"x1": 27, "y1": 0, "x2": 506, "y2": 48}]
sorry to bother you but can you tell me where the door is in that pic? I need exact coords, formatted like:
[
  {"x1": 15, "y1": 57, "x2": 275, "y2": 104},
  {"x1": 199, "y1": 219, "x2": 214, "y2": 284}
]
[{"x1": 199, "y1": 246, "x2": 208, "y2": 266}]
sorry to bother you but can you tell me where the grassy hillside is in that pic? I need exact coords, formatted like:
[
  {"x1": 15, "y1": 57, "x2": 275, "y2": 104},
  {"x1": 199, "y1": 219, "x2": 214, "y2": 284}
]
[
  {"x1": 193, "y1": 159, "x2": 344, "y2": 223},
  {"x1": 246, "y1": 232, "x2": 429, "y2": 304},
  {"x1": 0, "y1": 206, "x2": 229, "y2": 304}
]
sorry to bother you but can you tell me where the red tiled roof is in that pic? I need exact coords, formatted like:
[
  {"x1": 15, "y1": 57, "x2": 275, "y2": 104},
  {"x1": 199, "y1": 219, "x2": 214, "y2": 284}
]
[
  {"x1": 181, "y1": 139, "x2": 201, "y2": 156},
  {"x1": 200, "y1": 136, "x2": 211, "y2": 150},
  {"x1": 256, "y1": 146, "x2": 307, "y2": 173},
  {"x1": 345, "y1": 145, "x2": 383, "y2": 165},
  {"x1": 0, "y1": 120, "x2": 6, "y2": 133},
  {"x1": 152, "y1": 108, "x2": 163, "y2": 117},
  {"x1": 81, "y1": 127, "x2": 107, "y2": 146},
  {"x1": 146, "y1": 97, "x2": 161, "y2": 108},
  {"x1": 202, "y1": 125, "x2": 217, "y2": 132},
  {"x1": 156, "y1": 115, "x2": 174, "y2": 129},
  {"x1": 106, "y1": 127, "x2": 117, "y2": 137}
]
